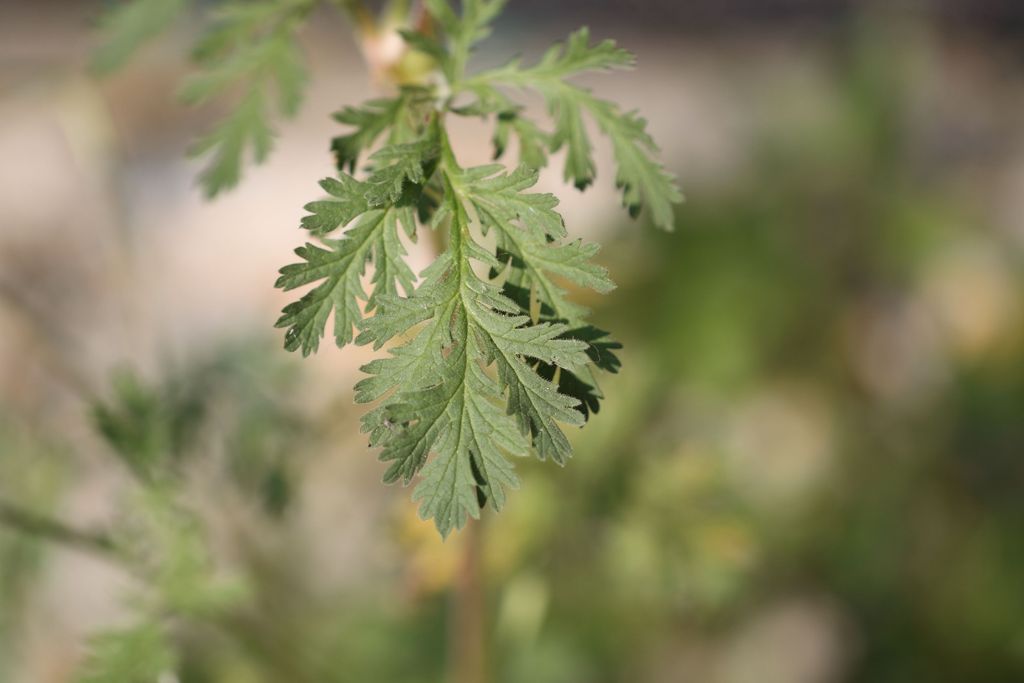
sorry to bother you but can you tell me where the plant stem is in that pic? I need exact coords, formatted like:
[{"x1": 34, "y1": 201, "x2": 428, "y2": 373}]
[
  {"x1": 449, "y1": 515, "x2": 486, "y2": 683},
  {"x1": 0, "y1": 498, "x2": 116, "y2": 556}
]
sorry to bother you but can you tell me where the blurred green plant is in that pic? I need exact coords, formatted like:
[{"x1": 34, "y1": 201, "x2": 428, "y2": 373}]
[
  {"x1": 0, "y1": 345, "x2": 314, "y2": 682},
  {"x1": 94, "y1": 0, "x2": 314, "y2": 197}
]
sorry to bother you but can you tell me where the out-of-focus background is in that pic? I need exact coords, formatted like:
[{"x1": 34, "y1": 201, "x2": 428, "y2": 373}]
[{"x1": 2, "y1": 1, "x2": 1024, "y2": 681}]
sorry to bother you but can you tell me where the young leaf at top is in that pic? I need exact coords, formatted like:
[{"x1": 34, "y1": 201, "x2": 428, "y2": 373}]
[
  {"x1": 423, "y1": 0, "x2": 506, "y2": 82},
  {"x1": 461, "y1": 27, "x2": 683, "y2": 230}
]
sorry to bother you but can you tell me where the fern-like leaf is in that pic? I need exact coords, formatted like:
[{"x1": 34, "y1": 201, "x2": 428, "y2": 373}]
[
  {"x1": 263, "y1": 0, "x2": 677, "y2": 536},
  {"x1": 348, "y1": 153, "x2": 612, "y2": 535}
]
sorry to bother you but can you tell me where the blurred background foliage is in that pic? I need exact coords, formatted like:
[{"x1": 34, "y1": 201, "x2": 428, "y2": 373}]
[{"x1": 2, "y1": 1, "x2": 1024, "y2": 682}]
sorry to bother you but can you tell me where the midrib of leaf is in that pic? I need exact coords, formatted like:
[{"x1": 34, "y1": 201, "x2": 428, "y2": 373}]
[
  {"x1": 412, "y1": 315, "x2": 475, "y2": 527},
  {"x1": 382, "y1": 194, "x2": 482, "y2": 526},
  {"x1": 441, "y1": 163, "x2": 584, "y2": 463}
]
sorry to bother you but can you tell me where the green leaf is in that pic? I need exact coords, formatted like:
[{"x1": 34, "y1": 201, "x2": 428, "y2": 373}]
[
  {"x1": 469, "y1": 165, "x2": 623, "y2": 420},
  {"x1": 331, "y1": 90, "x2": 429, "y2": 173},
  {"x1": 91, "y1": 0, "x2": 190, "y2": 75},
  {"x1": 363, "y1": 140, "x2": 440, "y2": 206},
  {"x1": 465, "y1": 26, "x2": 633, "y2": 100},
  {"x1": 276, "y1": 200, "x2": 417, "y2": 356},
  {"x1": 332, "y1": 99, "x2": 395, "y2": 173},
  {"x1": 263, "y1": 4, "x2": 674, "y2": 537},
  {"x1": 462, "y1": 165, "x2": 615, "y2": 316},
  {"x1": 92, "y1": 369, "x2": 205, "y2": 480},
  {"x1": 425, "y1": 0, "x2": 506, "y2": 81},
  {"x1": 77, "y1": 624, "x2": 175, "y2": 683},
  {"x1": 464, "y1": 28, "x2": 682, "y2": 229},
  {"x1": 119, "y1": 491, "x2": 248, "y2": 616},
  {"x1": 532, "y1": 26, "x2": 635, "y2": 76},
  {"x1": 353, "y1": 159, "x2": 604, "y2": 535},
  {"x1": 300, "y1": 175, "x2": 370, "y2": 236},
  {"x1": 408, "y1": 326, "x2": 525, "y2": 534},
  {"x1": 182, "y1": 0, "x2": 312, "y2": 197},
  {"x1": 535, "y1": 325, "x2": 622, "y2": 419},
  {"x1": 277, "y1": 113, "x2": 439, "y2": 357},
  {"x1": 398, "y1": 28, "x2": 449, "y2": 68},
  {"x1": 76, "y1": 490, "x2": 248, "y2": 682},
  {"x1": 188, "y1": 88, "x2": 275, "y2": 197},
  {"x1": 493, "y1": 110, "x2": 550, "y2": 170},
  {"x1": 585, "y1": 98, "x2": 683, "y2": 230},
  {"x1": 451, "y1": 89, "x2": 552, "y2": 172}
]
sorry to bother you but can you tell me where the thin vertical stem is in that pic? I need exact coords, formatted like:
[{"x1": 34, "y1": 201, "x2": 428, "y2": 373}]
[
  {"x1": 0, "y1": 498, "x2": 116, "y2": 556},
  {"x1": 449, "y1": 516, "x2": 486, "y2": 683}
]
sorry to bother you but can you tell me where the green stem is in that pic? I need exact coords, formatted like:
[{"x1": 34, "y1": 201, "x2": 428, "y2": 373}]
[
  {"x1": 430, "y1": 118, "x2": 487, "y2": 683},
  {"x1": 449, "y1": 515, "x2": 487, "y2": 683},
  {"x1": 0, "y1": 498, "x2": 116, "y2": 556}
]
